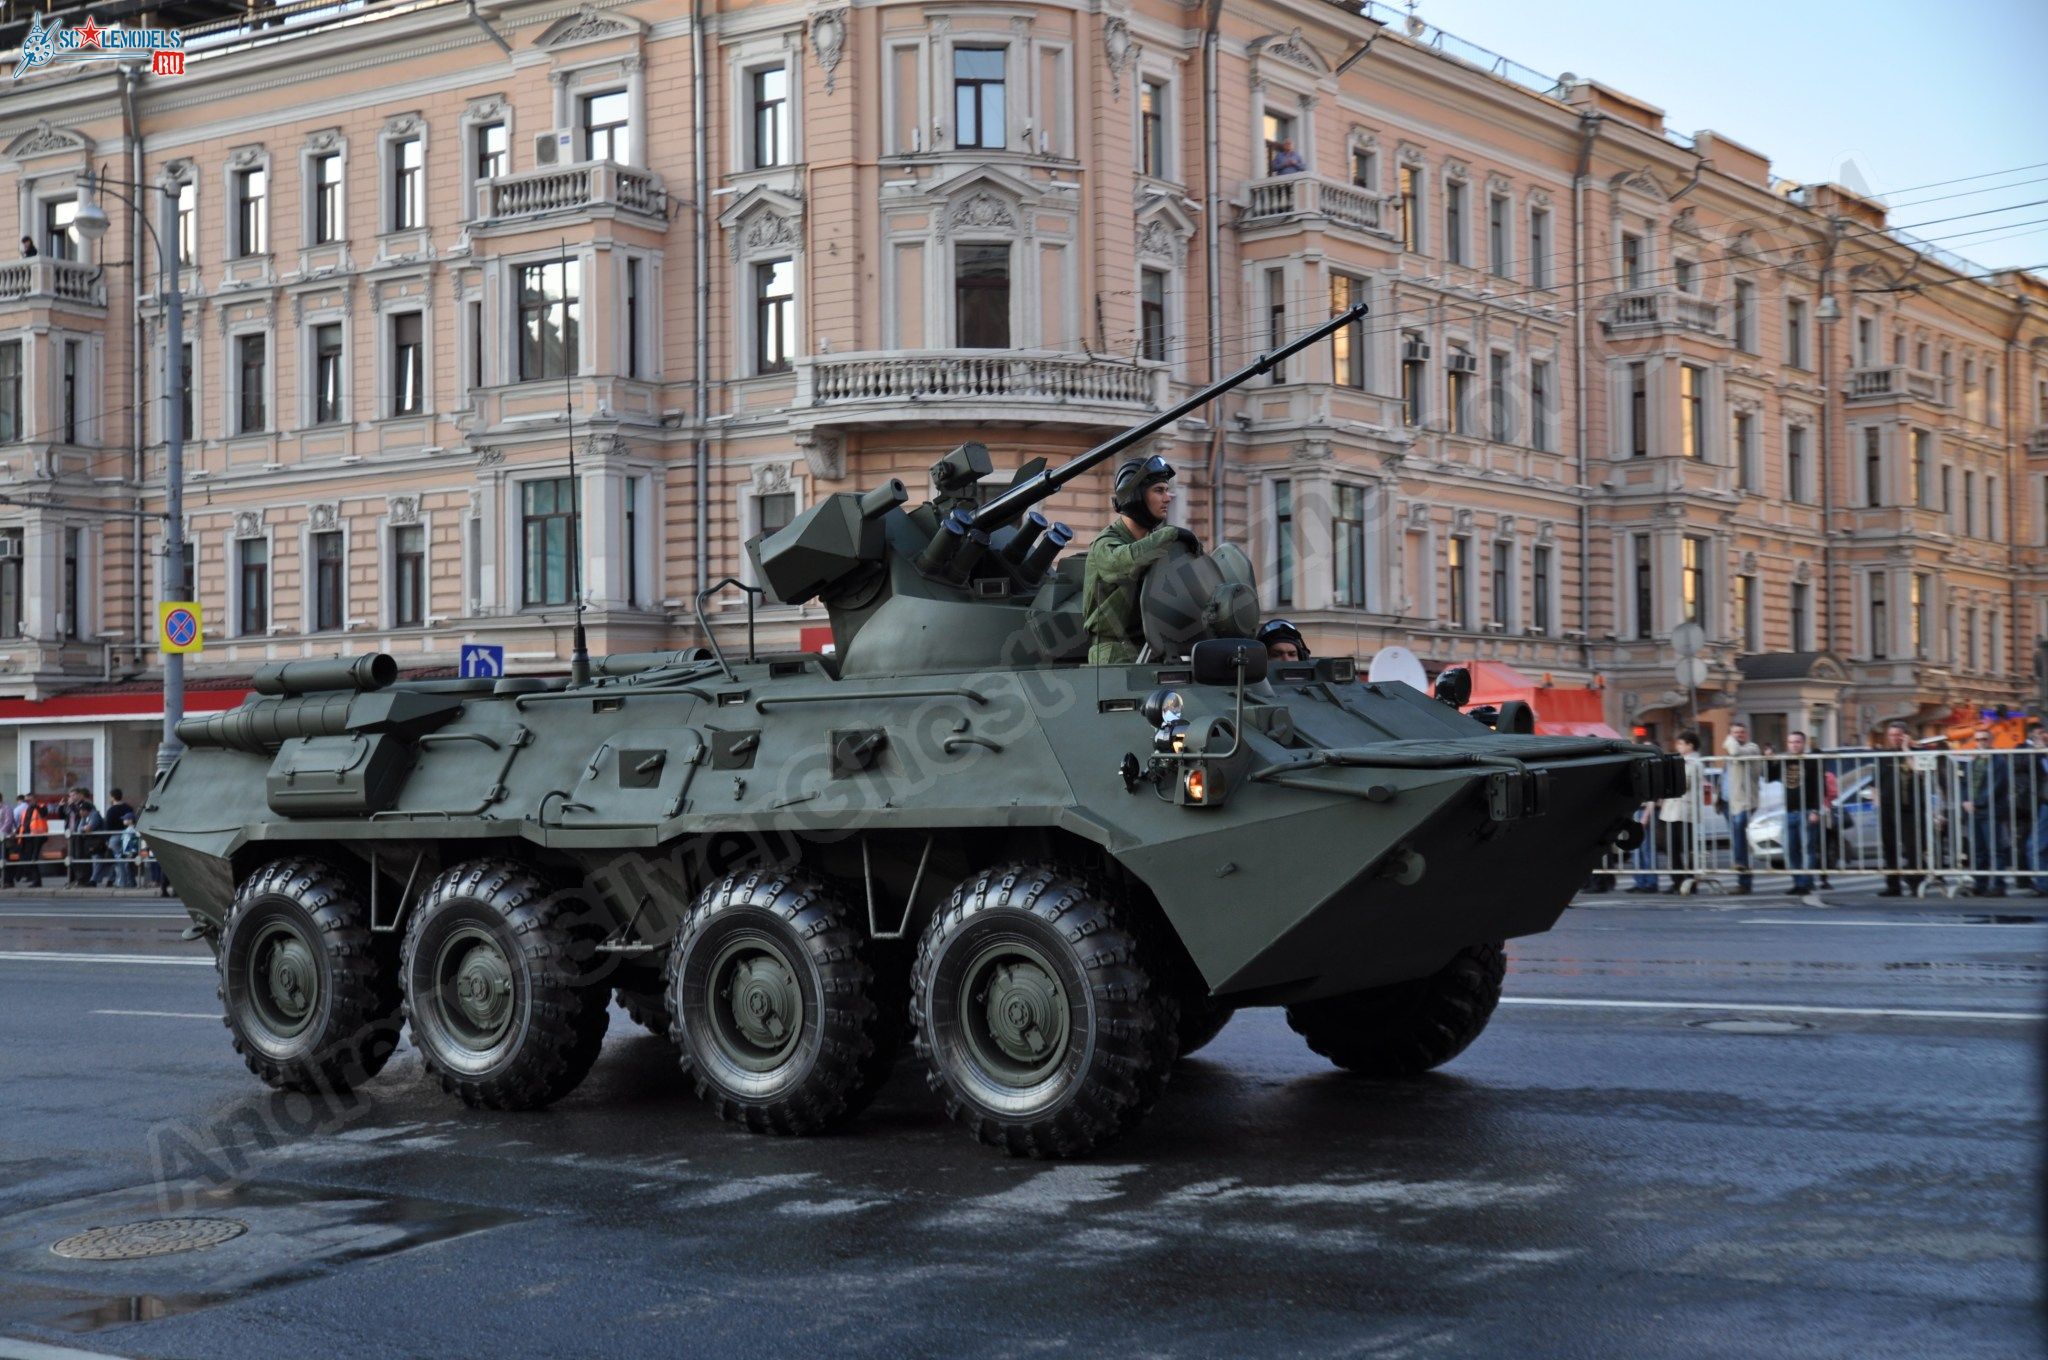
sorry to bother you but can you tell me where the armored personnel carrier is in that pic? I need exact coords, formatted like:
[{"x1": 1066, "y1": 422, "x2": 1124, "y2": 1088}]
[{"x1": 141, "y1": 304, "x2": 1681, "y2": 1156}]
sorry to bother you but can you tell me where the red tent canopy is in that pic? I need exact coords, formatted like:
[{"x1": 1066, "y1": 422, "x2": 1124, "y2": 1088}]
[{"x1": 1455, "y1": 660, "x2": 1620, "y2": 739}]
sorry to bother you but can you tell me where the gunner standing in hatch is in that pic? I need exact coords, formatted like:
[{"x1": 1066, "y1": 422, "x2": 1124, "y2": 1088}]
[{"x1": 1082, "y1": 455, "x2": 1199, "y2": 664}]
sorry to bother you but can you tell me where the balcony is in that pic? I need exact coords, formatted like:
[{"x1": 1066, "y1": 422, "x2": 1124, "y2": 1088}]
[
  {"x1": 1846, "y1": 366, "x2": 1944, "y2": 406},
  {"x1": 794, "y1": 350, "x2": 1166, "y2": 431},
  {"x1": 480, "y1": 162, "x2": 668, "y2": 225},
  {"x1": 2024, "y1": 426, "x2": 2048, "y2": 457},
  {"x1": 1603, "y1": 287, "x2": 1719, "y2": 338},
  {"x1": 1239, "y1": 175, "x2": 1396, "y2": 241},
  {"x1": 0, "y1": 258, "x2": 104, "y2": 309}
]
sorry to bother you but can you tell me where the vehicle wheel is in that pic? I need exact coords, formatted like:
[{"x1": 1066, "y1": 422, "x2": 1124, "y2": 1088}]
[
  {"x1": 402, "y1": 859, "x2": 610, "y2": 1111},
  {"x1": 217, "y1": 856, "x2": 401, "y2": 1094},
  {"x1": 1175, "y1": 995, "x2": 1236, "y2": 1059},
  {"x1": 1286, "y1": 942, "x2": 1505, "y2": 1078},
  {"x1": 912, "y1": 862, "x2": 1176, "y2": 1157},
  {"x1": 613, "y1": 958, "x2": 671, "y2": 1039},
  {"x1": 667, "y1": 868, "x2": 893, "y2": 1135}
]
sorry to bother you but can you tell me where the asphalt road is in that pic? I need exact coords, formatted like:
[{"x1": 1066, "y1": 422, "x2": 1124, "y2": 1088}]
[{"x1": 0, "y1": 885, "x2": 2040, "y2": 1360}]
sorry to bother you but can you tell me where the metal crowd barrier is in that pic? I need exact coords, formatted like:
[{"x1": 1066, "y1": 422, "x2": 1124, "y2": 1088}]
[{"x1": 1588, "y1": 746, "x2": 2048, "y2": 897}]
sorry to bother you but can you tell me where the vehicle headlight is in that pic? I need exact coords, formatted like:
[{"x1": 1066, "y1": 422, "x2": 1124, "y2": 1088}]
[{"x1": 1142, "y1": 687, "x2": 1185, "y2": 728}]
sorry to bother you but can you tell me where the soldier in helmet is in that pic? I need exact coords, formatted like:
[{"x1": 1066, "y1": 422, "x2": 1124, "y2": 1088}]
[
  {"x1": 1082, "y1": 454, "x2": 1199, "y2": 664},
  {"x1": 1257, "y1": 617, "x2": 1310, "y2": 662}
]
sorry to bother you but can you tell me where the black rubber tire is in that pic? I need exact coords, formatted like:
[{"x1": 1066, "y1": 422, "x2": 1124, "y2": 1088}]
[
  {"x1": 912, "y1": 862, "x2": 1176, "y2": 1158},
  {"x1": 1175, "y1": 996, "x2": 1237, "y2": 1058},
  {"x1": 217, "y1": 856, "x2": 401, "y2": 1094},
  {"x1": 401, "y1": 859, "x2": 611, "y2": 1111},
  {"x1": 666, "y1": 868, "x2": 893, "y2": 1135},
  {"x1": 1285, "y1": 942, "x2": 1506, "y2": 1077}
]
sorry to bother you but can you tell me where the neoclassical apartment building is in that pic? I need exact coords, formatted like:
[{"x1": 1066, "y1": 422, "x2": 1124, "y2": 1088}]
[{"x1": 1, "y1": 0, "x2": 2043, "y2": 793}]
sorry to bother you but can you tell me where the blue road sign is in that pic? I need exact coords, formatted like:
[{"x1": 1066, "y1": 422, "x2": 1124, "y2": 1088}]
[
  {"x1": 164, "y1": 608, "x2": 199, "y2": 648},
  {"x1": 461, "y1": 644, "x2": 504, "y2": 679}
]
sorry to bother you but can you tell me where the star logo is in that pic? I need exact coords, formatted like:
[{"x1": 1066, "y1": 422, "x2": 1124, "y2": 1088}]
[{"x1": 76, "y1": 16, "x2": 103, "y2": 49}]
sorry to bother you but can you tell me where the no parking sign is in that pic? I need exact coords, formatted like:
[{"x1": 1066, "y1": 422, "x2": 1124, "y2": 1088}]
[{"x1": 159, "y1": 601, "x2": 204, "y2": 654}]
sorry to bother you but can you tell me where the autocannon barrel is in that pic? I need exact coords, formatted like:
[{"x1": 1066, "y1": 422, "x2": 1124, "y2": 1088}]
[
  {"x1": 176, "y1": 693, "x2": 356, "y2": 753},
  {"x1": 250, "y1": 654, "x2": 397, "y2": 697}
]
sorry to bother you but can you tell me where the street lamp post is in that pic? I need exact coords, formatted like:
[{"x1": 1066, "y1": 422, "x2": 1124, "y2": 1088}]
[{"x1": 72, "y1": 167, "x2": 186, "y2": 777}]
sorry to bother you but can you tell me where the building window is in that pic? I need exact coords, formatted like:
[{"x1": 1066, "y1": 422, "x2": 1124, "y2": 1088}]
[
  {"x1": 1447, "y1": 535, "x2": 1469, "y2": 628},
  {"x1": 1620, "y1": 232, "x2": 1644, "y2": 289},
  {"x1": 62, "y1": 527, "x2": 81, "y2": 639},
  {"x1": 1444, "y1": 180, "x2": 1466, "y2": 265},
  {"x1": 751, "y1": 66, "x2": 792, "y2": 169},
  {"x1": 517, "y1": 259, "x2": 580, "y2": 382},
  {"x1": 0, "y1": 528, "x2": 22, "y2": 639},
  {"x1": 392, "y1": 523, "x2": 426, "y2": 627},
  {"x1": 1487, "y1": 194, "x2": 1510, "y2": 277},
  {"x1": 1680, "y1": 364, "x2": 1706, "y2": 459},
  {"x1": 1401, "y1": 335, "x2": 1426, "y2": 427},
  {"x1": 583, "y1": 89, "x2": 631, "y2": 162},
  {"x1": 1350, "y1": 145, "x2": 1375, "y2": 190},
  {"x1": 1963, "y1": 469, "x2": 1976, "y2": 536},
  {"x1": 1632, "y1": 535, "x2": 1653, "y2": 639},
  {"x1": 42, "y1": 197, "x2": 78, "y2": 261},
  {"x1": 475, "y1": 120, "x2": 507, "y2": 182},
  {"x1": 175, "y1": 181, "x2": 196, "y2": 267},
  {"x1": 1787, "y1": 424, "x2": 1807, "y2": 503},
  {"x1": 1910, "y1": 573, "x2": 1928, "y2": 659},
  {"x1": 1868, "y1": 572, "x2": 1888, "y2": 659},
  {"x1": 1910, "y1": 429, "x2": 1929, "y2": 507},
  {"x1": 1965, "y1": 607, "x2": 1978, "y2": 671},
  {"x1": 1681, "y1": 536, "x2": 1707, "y2": 624},
  {"x1": 313, "y1": 323, "x2": 344, "y2": 424},
  {"x1": 1863, "y1": 427, "x2": 1883, "y2": 506},
  {"x1": 1489, "y1": 351, "x2": 1511, "y2": 442},
  {"x1": 1943, "y1": 465, "x2": 1955, "y2": 529},
  {"x1": 1448, "y1": 347, "x2": 1474, "y2": 434},
  {"x1": 1735, "y1": 574, "x2": 1757, "y2": 652},
  {"x1": 237, "y1": 334, "x2": 268, "y2": 433},
  {"x1": 1333, "y1": 483, "x2": 1365, "y2": 607},
  {"x1": 468, "y1": 300, "x2": 484, "y2": 395},
  {"x1": 626, "y1": 257, "x2": 644, "y2": 378},
  {"x1": 1265, "y1": 268, "x2": 1287, "y2": 383},
  {"x1": 1491, "y1": 540, "x2": 1512, "y2": 627},
  {"x1": 61, "y1": 339, "x2": 80, "y2": 444},
  {"x1": 1532, "y1": 545, "x2": 1552, "y2": 634},
  {"x1": 1140, "y1": 269, "x2": 1168, "y2": 363},
  {"x1": 1734, "y1": 410, "x2": 1756, "y2": 489},
  {"x1": 754, "y1": 258, "x2": 796, "y2": 373},
  {"x1": 1528, "y1": 207, "x2": 1550, "y2": 288},
  {"x1": 312, "y1": 152, "x2": 342, "y2": 243},
  {"x1": 753, "y1": 488, "x2": 794, "y2": 604},
  {"x1": 237, "y1": 536, "x2": 269, "y2": 634},
  {"x1": 235, "y1": 167, "x2": 267, "y2": 256},
  {"x1": 1785, "y1": 298, "x2": 1808, "y2": 369},
  {"x1": 1530, "y1": 360, "x2": 1551, "y2": 453},
  {"x1": 1330, "y1": 274, "x2": 1364, "y2": 388},
  {"x1": 175, "y1": 341, "x2": 193, "y2": 442},
  {"x1": 1399, "y1": 166, "x2": 1421, "y2": 253},
  {"x1": 955, "y1": 244, "x2": 1010, "y2": 350},
  {"x1": 521, "y1": 478, "x2": 580, "y2": 607},
  {"x1": 0, "y1": 340, "x2": 20, "y2": 441},
  {"x1": 1733, "y1": 280, "x2": 1757, "y2": 353},
  {"x1": 955, "y1": 48, "x2": 1007, "y2": 150},
  {"x1": 1260, "y1": 110, "x2": 1295, "y2": 174},
  {"x1": 312, "y1": 530, "x2": 344, "y2": 632},
  {"x1": 1628, "y1": 362, "x2": 1648, "y2": 456},
  {"x1": 1986, "y1": 476, "x2": 1999, "y2": 541},
  {"x1": 1674, "y1": 257, "x2": 1696, "y2": 293},
  {"x1": 1790, "y1": 581, "x2": 1810, "y2": 651},
  {"x1": 1271, "y1": 479, "x2": 1294, "y2": 607},
  {"x1": 390, "y1": 137, "x2": 423, "y2": 231},
  {"x1": 391, "y1": 312, "x2": 424, "y2": 415},
  {"x1": 624, "y1": 477, "x2": 642, "y2": 607},
  {"x1": 1140, "y1": 80, "x2": 1168, "y2": 178}
]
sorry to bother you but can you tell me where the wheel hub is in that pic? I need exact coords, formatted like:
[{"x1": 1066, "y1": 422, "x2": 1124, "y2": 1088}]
[
  {"x1": 434, "y1": 927, "x2": 517, "y2": 1050},
  {"x1": 246, "y1": 920, "x2": 320, "y2": 1038},
  {"x1": 983, "y1": 961, "x2": 1063, "y2": 1063},
  {"x1": 958, "y1": 940, "x2": 1071, "y2": 1087},
  {"x1": 706, "y1": 936, "x2": 805, "y2": 1072}
]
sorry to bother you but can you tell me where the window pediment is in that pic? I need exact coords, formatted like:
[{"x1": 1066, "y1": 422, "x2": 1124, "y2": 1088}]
[
  {"x1": 5, "y1": 120, "x2": 90, "y2": 160},
  {"x1": 1248, "y1": 28, "x2": 1329, "y2": 77},
  {"x1": 534, "y1": 3, "x2": 646, "y2": 51}
]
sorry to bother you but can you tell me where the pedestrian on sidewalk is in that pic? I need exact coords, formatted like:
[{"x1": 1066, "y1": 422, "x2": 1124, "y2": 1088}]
[
  {"x1": 0, "y1": 793, "x2": 14, "y2": 888},
  {"x1": 14, "y1": 795, "x2": 48, "y2": 888},
  {"x1": 1875, "y1": 723, "x2": 1925, "y2": 897},
  {"x1": 1657, "y1": 732, "x2": 1701, "y2": 893},
  {"x1": 1722, "y1": 721, "x2": 1763, "y2": 895},
  {"x1": 1768, "y1": 731, "x2": 1825, "y2": 894},
  {"x1": 63, "y1": 789, "x2": 102, "y2": 888},
  {"x1": 1960, "y1": 728, "x2": 2014, "y2": 897},
  {"x1": 96, "y1": 788, "x2": 136, "y2": 889},
  {"x1": 2022, "y1": 721, "x2": 2047, "y2": 896}
]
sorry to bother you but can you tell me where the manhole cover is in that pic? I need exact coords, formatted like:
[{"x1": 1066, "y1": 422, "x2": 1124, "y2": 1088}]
[
  {"x1": 1687, "y1": 1018, "x2": 1814, "y2": 1035},
  {"x1": 50, "y1": 1218, "x2": 248, "y2": 1261}
]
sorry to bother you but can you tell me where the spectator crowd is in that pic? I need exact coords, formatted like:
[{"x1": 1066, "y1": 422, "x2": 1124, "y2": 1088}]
[{"x1": 0, "y1": 788, "x2": 150, "y2": 888}]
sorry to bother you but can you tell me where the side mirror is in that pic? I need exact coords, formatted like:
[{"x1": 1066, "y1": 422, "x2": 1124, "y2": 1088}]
[{"x1": 1190, "y1": 638, "x2": 1269, "y2": 686}]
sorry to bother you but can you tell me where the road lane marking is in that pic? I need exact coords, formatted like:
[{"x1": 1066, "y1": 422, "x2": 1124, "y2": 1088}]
[
  {"x1": 1738, "y1": 917, "x2": 2045, "y2": 928},
  {"x1": 0, "y1": 950, "x2": 211, "y2": 967},
  {"x1": 1502, "y1": 997, "x2": 2042, "y2": 1022},
  {"x1": 92, "y1": 1009, "x2": 217, "y2": 1019}
]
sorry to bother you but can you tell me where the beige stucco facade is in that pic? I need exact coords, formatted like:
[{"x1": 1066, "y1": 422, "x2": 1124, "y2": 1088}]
[{"x1": 1, "y1": 0, "x2": 2043, "y2": 795}]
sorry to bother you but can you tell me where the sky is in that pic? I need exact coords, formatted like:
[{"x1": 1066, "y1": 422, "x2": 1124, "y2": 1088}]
[{"x1": 1403, "y1": 0, "x2": 2048, "y2": 274}]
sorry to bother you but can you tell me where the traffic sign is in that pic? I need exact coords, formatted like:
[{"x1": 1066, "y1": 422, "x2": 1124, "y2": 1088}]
[
  {"x1": 460, "y1": 644, "x2": 505, "y2": 679},
  {"x1": 1674, "y1": 657, "x2": 1710, "y2": 689},
  {"x1": 1670, "y1": 621, "x2": 1707, "y2": 658},
  {"x1": 159, "y1": 601, "x2": 203, "y2": 654}
]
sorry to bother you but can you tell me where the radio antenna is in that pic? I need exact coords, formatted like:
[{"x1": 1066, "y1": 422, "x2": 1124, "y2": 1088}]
[{"x1": 561, "y1": 237, "x2": 590, "y2": 686}]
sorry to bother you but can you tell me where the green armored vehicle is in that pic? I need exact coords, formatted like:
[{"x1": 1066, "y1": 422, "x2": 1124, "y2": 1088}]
[{"x1": 141, "y1": 305, "x2": 1681, "y2": 1156}]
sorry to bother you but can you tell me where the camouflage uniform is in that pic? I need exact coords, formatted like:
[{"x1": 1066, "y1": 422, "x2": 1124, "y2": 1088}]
[{"x1": 1082, "y1": 519, "x2": 1182, "y2": 665}]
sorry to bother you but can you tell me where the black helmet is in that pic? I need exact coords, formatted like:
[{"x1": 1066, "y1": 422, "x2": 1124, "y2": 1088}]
[
  {"x1": 1257, "y1": 618, "x2": 1309, "y2": 659},
  {"x1": 1112, "y1": 453, "x2": 1176, "y2": 517}
]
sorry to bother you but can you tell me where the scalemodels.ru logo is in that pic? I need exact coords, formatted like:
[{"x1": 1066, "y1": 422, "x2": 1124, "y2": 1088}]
[{"x1": 14, "y1": 12, "x2": 188, "y2": 81}]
